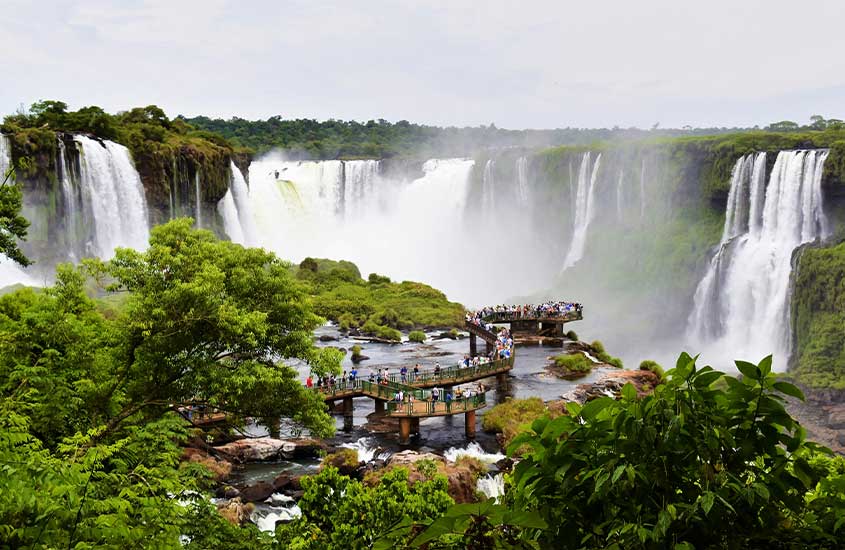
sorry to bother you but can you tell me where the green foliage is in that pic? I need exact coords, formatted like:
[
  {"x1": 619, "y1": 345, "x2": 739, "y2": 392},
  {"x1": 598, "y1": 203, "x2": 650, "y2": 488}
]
[
  {"x1": 589, "y1": 340, "x2": 624, "y2": 367},
  {"x1": 505, "y1": 353, "x2": 845, "y2": 548},
  {"x1": 297, "y1": 258, "x2": 464, "y2": 330},
  {"x1": 553, "y1": 352, "x2": 593, "y2": 373},
  {"x1": 638, "y1": 359, "x2": 666, "y2": 382},
  {"x1": 482, "y1": 397, "x2": 550, "y2": 449},
  {"x1": 276, "y1": 466, "x2": 454, "y2": 550},
  {"x1": 565, "y1": 329, "x2": 578, "y2": 341},
  {"x1": 792, "y1": 242, "x2": 845, "y2": 389},
  {"x1": 351, "y1": 345, "x2": 363, "y2": 360},
  {"x1": 0, "y1": 220, "x2": 338, "y2": 548},
  {"x1": 408, "y1": 330, "x2": 427, "y2": 343},
  {"x1": 0, "y1": 163, "x2": 30, "y2": 266}
]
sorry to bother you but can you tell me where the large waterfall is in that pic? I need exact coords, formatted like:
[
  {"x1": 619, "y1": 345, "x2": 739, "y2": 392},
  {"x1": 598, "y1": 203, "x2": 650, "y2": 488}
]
[
  {"x1": 74, "y1": 136, "x2": 150, "y2": 258},
  {"x1": 218, "y1": 162, "x2": 258, "y2": 247},
  {"x1": 562, "y1": 152, "x2": 601, "y2": 271},
  {"x1": 686, "y1": 150, "x2": 829, "y2": 369}
]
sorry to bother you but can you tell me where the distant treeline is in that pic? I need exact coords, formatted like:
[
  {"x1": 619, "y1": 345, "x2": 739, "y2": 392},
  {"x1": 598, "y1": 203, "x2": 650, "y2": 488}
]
[{"x1": 181, "y1": 114, "x2": 843, "y2": 160}]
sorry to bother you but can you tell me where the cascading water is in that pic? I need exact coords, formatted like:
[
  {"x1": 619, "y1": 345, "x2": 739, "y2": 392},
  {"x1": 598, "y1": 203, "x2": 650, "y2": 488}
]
[
  {"x1": 194, "y1": 171, "x2": 202, "y2": 228},
  {"x1": 74, "y1": 136, "x2": 150, "y2": 258},
  {"x1": 481, "y1": 159, "x2": 496, "y2": 213},
  {"x1": 561, "y1": 152, "x2": 601, "y2": 271},
  {"x1": 686, "y1": 150, "x2": 829, "y2": 369},
  {"x1": 476, "y1": 474, "x2": 505, "y2": 502},
  {"x1": 218, "y1": 162, "x2": 258, "y2": 246},
  {"x1": 248, "y1": 155, "x2": 547, "y2": 305},
  {"x1": 516, "y1": 156, "x2": 529, "y2": 204},
  {"x1": 0, "y1": 133, "x2": 9, "y2": 181}
]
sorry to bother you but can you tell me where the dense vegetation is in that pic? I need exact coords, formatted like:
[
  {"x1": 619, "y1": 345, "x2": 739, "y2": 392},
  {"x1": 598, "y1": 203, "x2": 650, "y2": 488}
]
[
  {"x1": 182, "y1": 115, "x2": 759, "y2": 160},
  {"x1": 294, "y1": 257, "x2": 465, "y2": 338},
  {"x1": 792, "y1": 242, "x2": 845, "y2": 389},
  {"x1": 0, "y1": 219, "x2": 342, "y2": 548}
]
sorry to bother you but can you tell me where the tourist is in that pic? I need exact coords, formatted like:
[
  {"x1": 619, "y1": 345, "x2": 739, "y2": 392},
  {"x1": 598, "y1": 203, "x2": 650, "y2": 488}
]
[
  {"x1": 434, "y1": 362, "x2": 441, "y2": 379},
  {"x1": 445, "y1": 391, "x2": 452, "y2": 412},
  {"x1": 400, "y1": 365, "x2": 408, "y2": 383},
  {"x1": 413, "y1": 364, "x2": 420, "y2": 381},
  {"x1": 432, "y1": 386, "x2": 440, "y2": 401},
  {"x1": 306, "y1": 375, "x2": 313, "y2": 388}
]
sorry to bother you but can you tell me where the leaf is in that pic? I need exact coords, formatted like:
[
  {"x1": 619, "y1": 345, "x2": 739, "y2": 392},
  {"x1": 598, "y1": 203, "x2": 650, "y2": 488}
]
[
  {"x1": 621, "y1": 382, "x2": 637, "y2": 402},
  {"x1": 694, "y1": 370, "x2": 724, "y2": 388},
  {"x1": 580, "y1": 396, "x2": 615, "y2": 420},
  {"x1": 611, "y1": 464, "x2": 626, "y2": 484},
  {"x1": 758, "y1": 355, "x2": 773, "y2": 377},
  {"x1": 773, "y1": 381, "x2": 805, "y2": 401},
  {"x1": 735, "y1": 360, "x2": 760, "y2": 381},
  {"x1": 700, "y1": 492, "x2": 715, "y2": 515}
]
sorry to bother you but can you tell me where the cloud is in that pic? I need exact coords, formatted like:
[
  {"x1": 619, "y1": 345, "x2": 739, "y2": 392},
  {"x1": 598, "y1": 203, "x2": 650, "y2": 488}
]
[{"x1": 0, "y1": 0, "x2": 843, "y2": 128}]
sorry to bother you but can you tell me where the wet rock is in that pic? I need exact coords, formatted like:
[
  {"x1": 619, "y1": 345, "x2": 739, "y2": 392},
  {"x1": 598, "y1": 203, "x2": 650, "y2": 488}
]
[
  {"x1": 240, "y1": 481, "x2": 275, "y2": 503},
  {"x1": 351, "y1": 354, "x2": 370, "y2": 363},
  {"x1": 319, "y1": 335, "x2": 338, "y2": 342},
  {"x1": 272, "y1": 473, "x2": 292, "y2": 492},
  {"x1": 217, "y1": 497, "x2": 254, "y2": 526},
  {"x1": 377, "y1": 451, "x2": 484, "y2": 503},
  {"x1": 214, "y1": 437, "x2": 326, "y2": 462},
  {"x1": 215, "y1": 485, "x2": 241, "y2": 499},
  {"x1": 495, "y1": 457, "x2": 514, "y2": 472},
  {"x1": 828, "y1": 408, "x2": 845, "y2": 430},
  {"x1": 560, "y1": 370, "x2": 660, "y2": 404}
]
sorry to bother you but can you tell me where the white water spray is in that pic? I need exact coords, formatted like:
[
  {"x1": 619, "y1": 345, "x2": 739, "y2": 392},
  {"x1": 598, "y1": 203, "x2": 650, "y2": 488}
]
[
  {"x1": 74, "y1": 136, "x2": 150, "y2": 258},
  {"x1": 562, "y1": 152, "x2": 602, "y2": 271},
  {"x1": 218, "y1": 162, "x2": 258, "y2": 246},
  {"x1": 516, "y1": 156, "x2": 529, "y2": 204},
  {"x1": 616, "y1": 169, "x2": 624, "y2": 220},
  {"x1": 687, "y1": 150, "x2": 829, "y2": 370},
  {"x1": 476, "y1": 473, "x2": 505, "y2": 502}
]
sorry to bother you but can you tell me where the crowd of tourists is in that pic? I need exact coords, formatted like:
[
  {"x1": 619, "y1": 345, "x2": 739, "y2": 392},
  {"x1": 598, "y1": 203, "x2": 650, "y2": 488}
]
[{"x1": 465, "y1": 301, "x2": 582, "y2": 326}]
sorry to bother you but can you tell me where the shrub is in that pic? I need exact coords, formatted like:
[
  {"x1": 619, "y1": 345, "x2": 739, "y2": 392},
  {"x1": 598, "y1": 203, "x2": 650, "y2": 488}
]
[
  {"x1": 553, "y1": 352, "x2": 592, "y2": 373},
  {"x1": 607, "y1": 357, "x2": 624, "y2": 368},
  {"x1": 368, "y1": 273, "x2": 391, "y2": 284},
  {"x1": 320, "y1": 448, "x2": 360, "y2": 472},
  {"x1": 351, "y1": 345, "x2": 362, "y2": 360},
  {"x1": 361, "y1": 319, "x2": 381, "y2": 335},
  {"x1": 590, "y1": 340, "x2": 606, "y2": 355},
  {"x1": 338, "y1": 312, "x2": 357, "y2": 331},
  {"x1": 377, "y1": 325, "x2": 402, "y2": 342},
  {"x1": 449, "y1": 328, "x2": 460, "y2": 339},
  {"x1": 482, "y1": 397, "x2": 554, "y2": 449},
  {"x1": 408, "y1": 330, "x2": 427, "y2": 343},
  {"x1": 639, "y1": 359, "x2": 665, "y2": 381},
  {"x1": 565, "y1": 330, "x2": 578, "y2": 341}
]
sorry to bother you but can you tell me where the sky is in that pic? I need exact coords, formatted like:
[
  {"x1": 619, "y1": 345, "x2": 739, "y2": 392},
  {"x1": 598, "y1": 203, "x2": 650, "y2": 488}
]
[{"x1": 1, "y1": 0, "x2": 844, "y2": 129}]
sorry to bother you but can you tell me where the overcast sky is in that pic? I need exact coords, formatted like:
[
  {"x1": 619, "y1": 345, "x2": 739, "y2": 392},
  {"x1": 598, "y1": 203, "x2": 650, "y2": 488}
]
[{"x1": 1, "y1": 0, "x2": 843, "y2": 129}]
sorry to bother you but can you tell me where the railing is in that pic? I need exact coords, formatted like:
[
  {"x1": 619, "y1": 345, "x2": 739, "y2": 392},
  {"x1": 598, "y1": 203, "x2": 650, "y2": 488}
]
[
  {"x1": 464, "y1": 321, "x2": 500, "y2": 343},
  {"x1": 316, "y1": 355, "x2": 515, "y2": 399},
  {"x1": 383, "y1": 355, "x2": 514, "y2": 386},
  {"x1": 386, "y1": 393, "x2": 487, "y2": 416},
  {"x1": 478, "y1": 310, "x2": 583, "y2": 323}
]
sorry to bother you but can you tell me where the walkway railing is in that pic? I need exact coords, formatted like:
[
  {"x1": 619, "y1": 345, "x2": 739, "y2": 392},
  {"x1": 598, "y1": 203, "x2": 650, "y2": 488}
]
[
  {"x1": 479, "y1": 310, "x2": 583, "y2": 323},
  {"x1": 317, "y1": 355, "x2": 514, "y2": 399},
  {"x1": 386, "y1": 393, "x2": 487, "y2": 417}
]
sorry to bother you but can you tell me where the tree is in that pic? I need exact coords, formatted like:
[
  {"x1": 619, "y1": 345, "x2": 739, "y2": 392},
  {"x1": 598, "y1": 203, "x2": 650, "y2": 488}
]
[
  {"x1": 82, "y1": 218, "x2": 338, "y2": 439},
  {"x1": 0, "y1": 164, "x2": 31, "y2": 266}
]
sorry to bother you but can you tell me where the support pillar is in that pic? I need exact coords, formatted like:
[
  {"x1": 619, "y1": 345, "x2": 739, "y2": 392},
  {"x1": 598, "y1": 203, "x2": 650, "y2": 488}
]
[
  {"x1": 374, "y1": 399, "x2": 385, "y2": 414},
  {"x1": 496, "y1": 372, "x2": 508, "y2": 390},
  {"x1": 342, "y1": 397, "x2": 354, "y2": 432},
  {"x1": 469, "y1": 333, "x2": 477, "y2": 357},
  {"x1": 485, "y1": 340, "x2": 494, "y2": 356},
  {"x1": 465, "y1": 409, "x2": 476, "y2": 440},
  {"x1": 399, "y1": 417, "x2": 412, "y2": 445},
  {"x1": 411, "y1": 417, "x2": 420, "y2": 435}
]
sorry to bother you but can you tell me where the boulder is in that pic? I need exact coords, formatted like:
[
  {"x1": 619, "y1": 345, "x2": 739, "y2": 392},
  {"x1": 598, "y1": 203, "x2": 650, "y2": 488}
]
[
  {"x1": 214, "y1": 437, "x2": 326, "y2": 462},
  {"x1": 240, "y1": 481, "x2": 275, "y2": 502},
  {"x1": 380, "y1": 451, "x2": 481, "y2": 503},
  {"x1": 319, "y1": 334, "x2": 338, "y2": 342},
  {"x1": 182, "y1": 447, "x2": 233, "y2": 482},
  {"x1": 217, "y1": 497, "x2": 253, "y2": 526}
]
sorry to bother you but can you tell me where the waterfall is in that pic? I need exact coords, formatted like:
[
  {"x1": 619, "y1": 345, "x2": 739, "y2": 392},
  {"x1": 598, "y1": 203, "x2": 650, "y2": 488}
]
[
  {"x1": 74, "y1": 136, "x2": 150, "y2": 258},
  {"x1": 562, "y1": 152, "x2": 602, "y2": 271},
  {"x1": 444, "y1": 442, "x2": 505, "y2": 464},
  {"x1": 342, "y1": 160, "x2": 380, "y2": 219},
  {"x1": 57, "y1": 140, "x2": 83, "y2": 261},
  {"x1": 0, "y1": 134, "x2": 9, "y2": 182},
  {"x1": 217, "y1": 162, "x2": 258, "y2": 246},
  {"x1": 616, "y1": 169, "x2": 624, "y2": 219},
  {"x1": 194, "y1": 171, "x2": 202, "y2": 228},
  {"x1": 476, "y1": 473, "x2": 505, "y2": 502},
  {"x1": 686, "y1": 150, "x2": 829, "y2": 370},
  {"x1": 516, "y1": 156, "x2": 529, "y2": 203},
  {"x1": 481, "y1": 159, "x2": 496, "y2": 213}
]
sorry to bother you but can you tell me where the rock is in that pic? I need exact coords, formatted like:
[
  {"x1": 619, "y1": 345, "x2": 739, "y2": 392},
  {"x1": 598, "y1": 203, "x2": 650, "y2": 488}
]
[
  {"x1": 381, "y1": 451, "x2": 482, "y2": 503},
  {"x1": 838, "y1": 432, "x2": 845, "y2": 448},
  {"x1": 349, "y1": 328, "x2": 361, "y2": 336},
  {"x1": 217, "y1": 497, "x2": 253, "y2": 526},
  {"x1": 321, "y1": 448, "x2": 363, "y2": 477},
  {"x1": 240, "y1": 481, "x2": 275, "y2": 502},
  {"x1": 827, "y1": 408, "x2": 845, "y2": 430},
  {"x1": 214, "y1": 437, "x2": 326, "y2": 462},
  {"x1": 319, "y1": 335, "x2": 338, "y2": 342},
  {"x1": 495, "y1": 457, "x2": 514, "y2": 472},
  {"x1": 351, "y1": 354, "x2": 370, "y2": 363},
  {"x1": 272, "y1": 473, "x2": 292, "y2": 491},
  {"x1": 182, "y1": 447, "x2": 233, "y2": 482}
]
